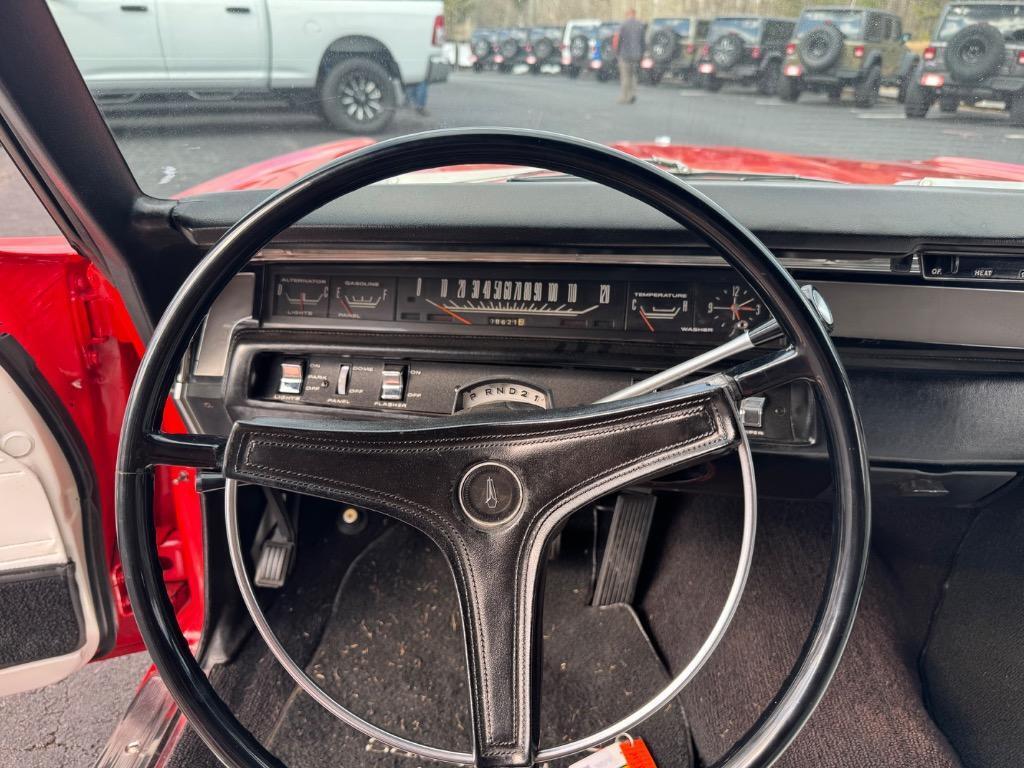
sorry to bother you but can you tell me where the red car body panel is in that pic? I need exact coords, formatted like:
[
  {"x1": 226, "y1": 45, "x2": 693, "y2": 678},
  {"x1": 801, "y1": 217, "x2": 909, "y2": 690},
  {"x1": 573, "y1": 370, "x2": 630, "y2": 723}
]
[
  {"x1": 5, "y1": 135, "x2": 1024, "y2": 663},
  {"x1": 181, "y1": 138, "x2": 1024, "y2": 195},
  {"x1": 0, "y1": 238, "x2": 203, "y2": 657}
]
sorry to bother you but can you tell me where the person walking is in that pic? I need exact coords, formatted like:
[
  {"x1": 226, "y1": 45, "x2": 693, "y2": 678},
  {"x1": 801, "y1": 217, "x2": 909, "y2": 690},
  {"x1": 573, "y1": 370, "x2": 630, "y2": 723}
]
[{"x1": 616, "y1": 9, "x2": 645, "y2": 104}]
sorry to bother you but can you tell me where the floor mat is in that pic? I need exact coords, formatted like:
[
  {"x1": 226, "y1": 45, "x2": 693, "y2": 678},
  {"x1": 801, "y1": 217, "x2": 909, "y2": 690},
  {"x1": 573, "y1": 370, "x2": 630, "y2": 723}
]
[
  {"x1": 923, "y1": 503, "x2": 1024, "y2": 768},
  {"x1": 640, "y1": 495, "x2": 963, "y2": 768},
  {"x1": 269, "y1": 524, "x2": 693, "y2": 768}
]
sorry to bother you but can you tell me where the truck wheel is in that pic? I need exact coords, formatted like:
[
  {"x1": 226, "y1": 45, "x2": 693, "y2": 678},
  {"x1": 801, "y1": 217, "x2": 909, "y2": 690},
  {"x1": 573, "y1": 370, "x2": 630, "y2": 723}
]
[
  {"x1": 757, "y1": 63, "x2": 781, "y2": 96},
  {"x1": 904, "y1": 78, "x2": 934, "y2": 119},
  {"x1": 777, "y1": 75, "x2": 801, "y2": 102},
  {"x1": 1010, "y1": 95, "x2": 1024, "y2": 127},
  {"x1": 939, "y1": 95, "x2": 959, "y2": 113},
  {"x1": 853, "y1": 65, "x2": 881, "y2": 108},
  {"x1": 320, "y1": 58, "x2": 396, "y2": 134}
]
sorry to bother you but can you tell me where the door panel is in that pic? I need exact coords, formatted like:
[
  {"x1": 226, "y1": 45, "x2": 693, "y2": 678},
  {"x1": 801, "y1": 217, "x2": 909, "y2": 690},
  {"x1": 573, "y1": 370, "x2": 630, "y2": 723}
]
[
  {"x1": 156, "y1": 0, "x2": 270, "y2": 87},
  {"x1": 0, "y1": 238, "x2": 206, "y2": 694},
  {"x1": 0, "y1": 358, "x2": 100, "y2": 695},
  {"x1": 47, "y1": 0, "x2": 167, "y2": 88}
]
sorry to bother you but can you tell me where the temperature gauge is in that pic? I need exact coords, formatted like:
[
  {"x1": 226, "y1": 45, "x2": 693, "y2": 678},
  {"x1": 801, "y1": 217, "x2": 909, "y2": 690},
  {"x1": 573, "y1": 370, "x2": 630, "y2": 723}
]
[
  {"x1": 626, "y1": 284, "x2": 696, "y2": 335},
  {"x1": 272, "y1": 275, "x2": 329, "y2": 318}
]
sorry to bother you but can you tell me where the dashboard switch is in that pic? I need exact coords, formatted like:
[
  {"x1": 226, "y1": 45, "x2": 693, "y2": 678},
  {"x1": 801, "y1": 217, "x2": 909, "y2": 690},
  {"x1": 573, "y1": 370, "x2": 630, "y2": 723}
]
[
  {"x1": 278, "y1": 360, "x2": 305, "y2": 394},
  {"x1": 740, "y1": 396, "x2": 767, "y2": 429},
  {"x1": 380, "y1": 365, "x2": 406, "y2": 401},
  {"x1": 336, "y1": 364, "x2": 351, "y2": 395}
]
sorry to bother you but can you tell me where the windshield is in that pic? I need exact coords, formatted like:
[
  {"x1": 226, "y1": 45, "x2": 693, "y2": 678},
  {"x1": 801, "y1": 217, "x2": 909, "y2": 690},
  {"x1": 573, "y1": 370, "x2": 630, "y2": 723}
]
[
  {"x1": 707, "y1": 18, "x2": 763, "y2": 43},
  {"x1": 43, "y1": 1, "x2": 1024, "y2": 196},
  {"x1": 936, "y1": 4, "x2": 1024, "y2": 41},
  {"x1": 795, "y1": 10, "x2": 865, "y2": 38}
]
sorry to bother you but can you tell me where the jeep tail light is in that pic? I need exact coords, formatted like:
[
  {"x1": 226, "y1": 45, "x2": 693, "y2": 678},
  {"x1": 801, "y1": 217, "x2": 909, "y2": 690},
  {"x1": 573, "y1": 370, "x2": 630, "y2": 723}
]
[
  {"x1": 468, "y1": 54, "x2": 477, "y2": 64},
  {"x1": 526, "y1": 55, "x2": 537, "y2": 65},
  {"x1": 431, "y1": 14, "x2": 445, "y2": 47},
  {"x1": 786, "y1": 42, "x2": 796, "y2": 56},
  {"x1": 494, "y1": 54, "x2": 504, "y2": 64},
  {"x1": 921, "y1": 72, "x2": 945, "y2": 87},
  {"x1": 784, "y1": 63, "x2": 803, "y2": 78},
  {"x1": 751, "y1": 46, "x2": 762, "y2": 60},
  {"x1": 701, "y1": 44, "x2": 710, "y2": 57},
  {"x1": 1018, "y1": 50, "x2": 1024, "y2": 65},
  {"x1": 923, "y1": 46, "x2": 936, "y2": 60},
  {"x1": 854, "y1": 45, "x2": 865, "y2": 58},
  {"x1": 562, "y1": 52, "x2": 571, "y2": 65},
  {"x1": 590, "y1": 60, "x2": 602, "y2": 69},
  {"x1": 641, "y1": 57, "x2": 654, "y2": 69}
]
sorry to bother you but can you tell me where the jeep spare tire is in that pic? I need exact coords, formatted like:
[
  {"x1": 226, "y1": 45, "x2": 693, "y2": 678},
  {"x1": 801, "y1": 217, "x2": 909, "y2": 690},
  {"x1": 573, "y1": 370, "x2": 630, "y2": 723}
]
[
  {"x1": 500, "y1": 37, "x2": 520, "y2": 59},
  {"x1": 650, "y1": 28, "x2": 679, "y2": 63},
  {"x1": 472, "y1": 39, "x2": 491, "y2": 58},
  {"x1": 533, "y1": 36, "x2": 555, "y2": 61},
  {"x1": 945, "y1": 23, "x2": 1005, "y2": 82},
  {"x1": 711, "y1": 32, "x2": 744, "y2": 70},
  {"x1": 569, "y1": 33, "x2": 590, "y2": 62},
  {"x1": 799, "y1": 24, "x2": 844, "y2": 73}
]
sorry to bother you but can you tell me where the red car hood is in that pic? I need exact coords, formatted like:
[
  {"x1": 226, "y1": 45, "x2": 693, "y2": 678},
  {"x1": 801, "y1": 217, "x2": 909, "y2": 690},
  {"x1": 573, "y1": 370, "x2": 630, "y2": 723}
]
[{"x1": 179, "y1": 138, "x2": 1024, "y2": 196}]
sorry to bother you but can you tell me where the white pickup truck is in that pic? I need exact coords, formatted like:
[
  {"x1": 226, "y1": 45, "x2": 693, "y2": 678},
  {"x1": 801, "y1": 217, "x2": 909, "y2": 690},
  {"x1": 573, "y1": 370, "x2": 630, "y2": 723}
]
[{"x1": 48, "y1": 0, "x2": 447, "y2": 133}]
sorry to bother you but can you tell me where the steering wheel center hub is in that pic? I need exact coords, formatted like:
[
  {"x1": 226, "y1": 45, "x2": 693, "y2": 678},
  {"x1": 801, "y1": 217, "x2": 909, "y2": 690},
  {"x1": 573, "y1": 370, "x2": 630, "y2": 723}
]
[{"x1": 458, "y1": 461, "x2": 524, "y2": 527}]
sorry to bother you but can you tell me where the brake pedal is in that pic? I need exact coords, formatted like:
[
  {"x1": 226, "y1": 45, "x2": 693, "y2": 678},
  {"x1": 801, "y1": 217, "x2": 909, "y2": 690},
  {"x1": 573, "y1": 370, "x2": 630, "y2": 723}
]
[
  {"x1": 592, "y1": 491, "x2": 656, "y2": 606},
  {"x1": 252, "y1": 488, "x2": 297, "y2": 589}
]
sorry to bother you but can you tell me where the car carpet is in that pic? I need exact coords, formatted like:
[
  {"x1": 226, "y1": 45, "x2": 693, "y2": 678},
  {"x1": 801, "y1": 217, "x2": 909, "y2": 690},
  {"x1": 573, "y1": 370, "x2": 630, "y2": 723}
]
[
  {"x1": 169, "y1": 516, "x2": 694, "y2": 768},
  {"x1": 267, "y1": 523, "x2": 694, "y2": 768},
  {"x1": 921, "y1": 501, "x2": 1024, "y2": 768},
  {"x1": 640, "y1": 494, "x2": 964, "y2": 768}
]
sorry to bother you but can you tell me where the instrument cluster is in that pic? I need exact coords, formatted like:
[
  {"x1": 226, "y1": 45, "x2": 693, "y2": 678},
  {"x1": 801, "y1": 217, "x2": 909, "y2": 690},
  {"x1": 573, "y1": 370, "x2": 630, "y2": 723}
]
[{"x1": 266, "y1": 265, "x2": 769, "y2": 342}]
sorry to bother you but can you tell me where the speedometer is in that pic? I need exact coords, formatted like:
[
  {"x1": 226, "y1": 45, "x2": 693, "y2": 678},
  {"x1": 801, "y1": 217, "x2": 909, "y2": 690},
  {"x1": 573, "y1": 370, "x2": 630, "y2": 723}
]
[{"x1": 398, "y1": 276, "x2": 625, "y2": 330}]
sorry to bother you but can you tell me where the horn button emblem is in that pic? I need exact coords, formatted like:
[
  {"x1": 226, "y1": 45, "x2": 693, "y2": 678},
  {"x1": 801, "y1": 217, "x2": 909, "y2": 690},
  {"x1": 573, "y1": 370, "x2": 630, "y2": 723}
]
[{"x1": 457, "y1": 461, "x2": 524, "y2": 527}]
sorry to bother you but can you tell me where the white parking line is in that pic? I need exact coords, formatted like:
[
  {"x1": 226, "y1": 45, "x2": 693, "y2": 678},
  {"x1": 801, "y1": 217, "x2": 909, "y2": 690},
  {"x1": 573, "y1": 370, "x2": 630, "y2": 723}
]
[{"x1": 854, "y1": 112, "x2": 906, "y2": 119}]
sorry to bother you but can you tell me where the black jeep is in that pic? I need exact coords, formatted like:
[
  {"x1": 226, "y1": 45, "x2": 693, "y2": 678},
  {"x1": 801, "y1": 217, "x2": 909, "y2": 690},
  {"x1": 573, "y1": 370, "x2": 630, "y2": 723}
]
[
  {"x1": 526, "y1": 27, "x2": 562, "y2": 73},
  {"x1": 470, "y1": 28, "x2": 499, "y2": 72},
  {"x1": 906, "y1": 2, "x2": 1024, "y2": 124},
  {"x1": 697, "y1": 16, "x2": 795, "y2": 94}
]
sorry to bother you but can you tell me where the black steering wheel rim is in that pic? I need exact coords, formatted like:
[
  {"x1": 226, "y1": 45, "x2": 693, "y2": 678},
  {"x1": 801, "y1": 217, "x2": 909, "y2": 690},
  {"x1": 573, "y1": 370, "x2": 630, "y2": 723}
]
[{"x1": 116, "y1": 128, "x2": 870, "y2": 768}]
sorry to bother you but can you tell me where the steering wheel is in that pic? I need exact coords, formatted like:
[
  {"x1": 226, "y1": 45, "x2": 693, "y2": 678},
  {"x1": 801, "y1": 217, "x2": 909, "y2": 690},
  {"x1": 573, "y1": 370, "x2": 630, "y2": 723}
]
[{"x1": 116, "y1": 129, "x2": 870, "y2": 768}]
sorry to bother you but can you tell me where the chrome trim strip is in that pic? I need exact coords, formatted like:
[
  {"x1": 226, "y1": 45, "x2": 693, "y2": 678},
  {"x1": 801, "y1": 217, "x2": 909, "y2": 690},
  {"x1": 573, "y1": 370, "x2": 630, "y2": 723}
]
[
  {"x1": 254, "y1": 247, "x2": 906, "y2": 274},
  {"x1": 91, "y1": 674, "x2": 179, "y2": 768}
]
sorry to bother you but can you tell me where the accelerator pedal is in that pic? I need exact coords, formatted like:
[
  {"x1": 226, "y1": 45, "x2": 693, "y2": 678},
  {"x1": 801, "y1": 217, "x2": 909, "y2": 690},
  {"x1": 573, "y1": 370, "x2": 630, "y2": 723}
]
[{"x1": 593, "y1": 491, "x2": 656, "y2": 606}]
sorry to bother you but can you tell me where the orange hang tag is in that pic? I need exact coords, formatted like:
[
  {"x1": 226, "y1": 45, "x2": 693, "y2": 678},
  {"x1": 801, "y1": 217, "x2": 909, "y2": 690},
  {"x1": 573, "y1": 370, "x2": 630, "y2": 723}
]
[{"x1": 569, "y1": 737, "x2": 657, "y2": 768}]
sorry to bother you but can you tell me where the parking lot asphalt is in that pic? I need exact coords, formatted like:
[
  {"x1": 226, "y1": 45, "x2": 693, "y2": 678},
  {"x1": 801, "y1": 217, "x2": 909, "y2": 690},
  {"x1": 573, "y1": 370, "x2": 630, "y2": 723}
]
[
  {"x1": 0, "y1": 65, "x2": 1023, "y2": 767},
  {"x1": 102, "y1": 69, "x2": 1024, "y2": 196}
]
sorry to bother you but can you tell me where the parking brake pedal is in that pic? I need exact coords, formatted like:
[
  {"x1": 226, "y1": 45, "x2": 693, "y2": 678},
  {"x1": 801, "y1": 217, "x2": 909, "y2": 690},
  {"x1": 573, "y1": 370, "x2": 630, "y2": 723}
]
[
  {"x1": 592, "y1": 491, "x2": 656, "y2": 606},
  {"x1": 253, "y1": 488, "x2": 297, "y2": 589}
]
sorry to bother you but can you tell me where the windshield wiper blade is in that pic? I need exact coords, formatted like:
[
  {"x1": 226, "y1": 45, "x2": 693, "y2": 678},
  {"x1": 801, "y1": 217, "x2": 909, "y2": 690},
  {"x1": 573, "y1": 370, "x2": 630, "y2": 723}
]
[{"x1": 645, "y1": 155, "x2": 840, "y2": 183}]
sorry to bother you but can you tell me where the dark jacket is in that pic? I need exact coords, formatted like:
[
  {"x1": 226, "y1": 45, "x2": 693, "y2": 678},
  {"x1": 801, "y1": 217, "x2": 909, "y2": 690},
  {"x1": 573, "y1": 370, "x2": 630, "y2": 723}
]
[{"x1": 617, "y1": 17, "x2": 646, "y2": 62}]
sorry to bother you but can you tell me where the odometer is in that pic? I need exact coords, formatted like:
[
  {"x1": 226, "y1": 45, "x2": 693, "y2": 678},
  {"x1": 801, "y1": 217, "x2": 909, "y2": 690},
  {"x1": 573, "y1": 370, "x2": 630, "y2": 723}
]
[{"x1": 398, "y1": 276, "x2": 625, "y2": 330}]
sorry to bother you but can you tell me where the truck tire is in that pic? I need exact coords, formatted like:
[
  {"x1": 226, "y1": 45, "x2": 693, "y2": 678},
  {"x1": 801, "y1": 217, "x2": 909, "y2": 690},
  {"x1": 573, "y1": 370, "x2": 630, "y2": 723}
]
[
  {"x1": 319, "y1": 58, "x2": 396, "y2": 134},
  {"x1": 710, "y1": 33, "x2": 744, "y2": 71},
  {"x1": 904, "y1": 77, "x2": 934, "y2": 118},
  {"x1": 703, "y1": 73, "x2": 723, "y2": 92},
  {"x1": 854, "y1": 65, "x2": 881, "y2": 108},
  {"x1": 757, "y1": 62, "x2": 781, "y2": 95},
  {"x1": 945, "y1": 23, "x2": 1005, "y2": 83},
  {"x1": 777, "y1": 75, "x2": 801, "y2": 102},
  {"x1": 569, "y1": 34, "x2": 590, "y2": 63},
  {"x1": 533, "y1": 36, "x2": 555, "y2": 61},
  {"x1": 1010, "y1": 94, "x2": 1024, "y2": 127}
]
